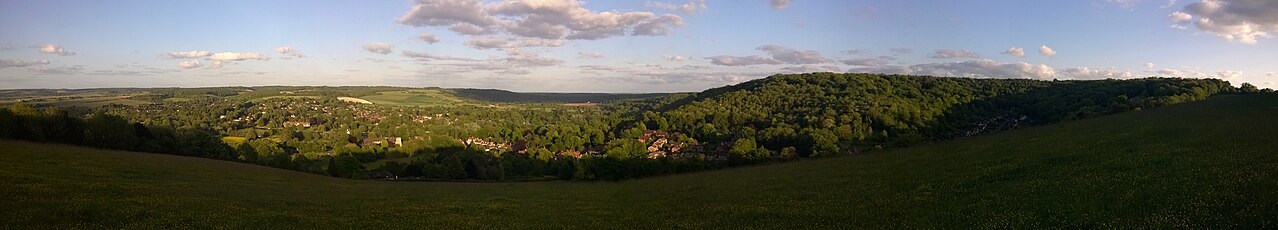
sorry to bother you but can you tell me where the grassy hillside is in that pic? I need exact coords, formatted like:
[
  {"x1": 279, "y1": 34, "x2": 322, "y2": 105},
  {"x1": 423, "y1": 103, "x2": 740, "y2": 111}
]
[{"x1": 4, "y1": 94, "x2": 1278, "y2": 228}]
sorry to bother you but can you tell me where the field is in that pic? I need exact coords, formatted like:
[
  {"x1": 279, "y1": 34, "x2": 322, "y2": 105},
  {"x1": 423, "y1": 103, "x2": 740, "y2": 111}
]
[
  {"x1": 3, "y1": 94, "x2": 1278, "y2": 228},
  {"x1": 1, "y1": 95, "x2": 153, "y2": 107},
  {"x1": 357, "y1": 90, "x2": 478, "y2": 107},
  {"x1": 248, "y1": 95, "x2": 322, "y2": 102}
]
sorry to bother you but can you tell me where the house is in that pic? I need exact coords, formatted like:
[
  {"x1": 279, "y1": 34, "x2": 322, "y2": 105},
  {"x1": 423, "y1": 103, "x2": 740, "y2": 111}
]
[
  {"x1": 464, "y1": 137, "x2": 510, "y2": 152},
  {"x1": 639, "y1": 130, "x2": 668, "y2": 143},
  {"x1": 360, "y1": 137, "x2": 403, "y2": 148},
  {"x1": 282, "y1": 121, "x2": 311, "y2": 127}
]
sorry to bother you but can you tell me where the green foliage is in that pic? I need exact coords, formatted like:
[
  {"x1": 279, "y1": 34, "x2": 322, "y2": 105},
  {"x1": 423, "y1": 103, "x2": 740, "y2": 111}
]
[{"x1": 604, "y1": 139, "x2": 648, "y2": 159}]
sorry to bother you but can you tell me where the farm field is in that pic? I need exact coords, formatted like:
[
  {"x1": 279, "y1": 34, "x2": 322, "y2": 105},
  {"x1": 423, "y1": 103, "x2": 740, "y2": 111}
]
[
  {"x1": 3, "y1": 94, "x2": 1277, "y2": 228},
  {"x1": 357, "y1": 90, "x2": 479, "y2": 107}
]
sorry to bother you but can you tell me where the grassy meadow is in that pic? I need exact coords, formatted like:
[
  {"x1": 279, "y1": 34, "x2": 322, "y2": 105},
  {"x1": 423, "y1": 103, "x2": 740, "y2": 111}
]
[
  {"x1": 3, "y1": 94, "x2": 1278, "y2": 228},
  {"x1": 358, "y1": 90, "x2": 479, "y2": 107}
]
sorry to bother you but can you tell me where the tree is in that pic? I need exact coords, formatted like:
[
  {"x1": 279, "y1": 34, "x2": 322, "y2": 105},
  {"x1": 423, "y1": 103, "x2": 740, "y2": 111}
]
[
  {"x1": 175, "y1": 128, "x2": 234, "y2": 160},
  {"x1": 327, "y1": 154, "x2": 364, "y2": 178},
  {"x1": 235, "y1": 142, "x2": 259, "y2": 162},
  {"x1": 604, "y1": 139, "x2": 648, "y2": 159},
  {"x1": 801, "y1": 128, "x2": 840, "y2": 157},
  {"x1": 729, "y1": 137, "x2": 757, "y2": 158},
  {"x1": 780, "y1": 146, "x2": 798, "y2": 159},
  {"x1": 83, "y1": 112, "x2": 138, "y2": 150},
  {"x1": 1240, "y1": 83, "x2": 1260, "y2": 93},
  {"x1": 250, "y1": 139, "x2": 288, "y2": 167}
]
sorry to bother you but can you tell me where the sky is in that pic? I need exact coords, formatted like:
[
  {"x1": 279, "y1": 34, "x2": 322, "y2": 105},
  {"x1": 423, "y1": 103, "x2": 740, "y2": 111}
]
[{"x1": 1, "y1": 0, "x2": 1276, "y2": 93}]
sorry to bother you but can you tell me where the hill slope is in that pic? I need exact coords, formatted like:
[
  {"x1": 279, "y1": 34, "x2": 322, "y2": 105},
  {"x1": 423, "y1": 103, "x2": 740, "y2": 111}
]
[{"x1": 4, "y1": 94, "x2": 1278, "y2": 228}]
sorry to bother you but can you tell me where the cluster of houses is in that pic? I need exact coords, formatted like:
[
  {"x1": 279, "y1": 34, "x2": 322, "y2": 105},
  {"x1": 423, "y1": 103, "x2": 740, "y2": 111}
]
[
  {"x1": 640, "y1": 130, "x2": 691, "y2": 159},
  {"x1": 282, "y1": 121, "x2": 312, "y2": 128},
  {"x1": 411, "y1": 113, "x2": 448, "y2": 123},
  {"x1": 359, "y1": 136, "x2": 403, "y2": 148},
  {"x1": 464, "y1": 137, "x2": 511, "y2": 152}
]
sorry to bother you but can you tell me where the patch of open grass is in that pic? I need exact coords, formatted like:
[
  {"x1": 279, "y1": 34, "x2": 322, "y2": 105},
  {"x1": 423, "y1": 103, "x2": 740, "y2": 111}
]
[
  {"x1": 221, "y1": 137, "x2": 247, "y2": 146},
  {"x1": 3, "y1": 95, "x2": 1278, "y2": 228},
  {"x1": 358, "y1": 90, "x2": 478, "y2": 107},
  {"x1": 248, "y1": 95, "x2": 322, "y2": 103}
]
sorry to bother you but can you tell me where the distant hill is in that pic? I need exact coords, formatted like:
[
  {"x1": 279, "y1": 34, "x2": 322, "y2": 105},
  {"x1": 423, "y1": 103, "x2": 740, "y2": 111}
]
[
  {"x1": 0, "y1": 86, "x2": 674, "y2": 107},
  {"x1": 4, "y1": 94, "x2": 1278, "y2": 228},
  {"x1": 449, "y1": 88, "x2": 671, "y2": 103}
]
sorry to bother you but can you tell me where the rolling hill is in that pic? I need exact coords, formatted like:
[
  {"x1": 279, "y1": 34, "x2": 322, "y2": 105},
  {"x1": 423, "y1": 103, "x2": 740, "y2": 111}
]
[{"x1": 4, "y1": 94, "x2": 1277, "y2": 228}]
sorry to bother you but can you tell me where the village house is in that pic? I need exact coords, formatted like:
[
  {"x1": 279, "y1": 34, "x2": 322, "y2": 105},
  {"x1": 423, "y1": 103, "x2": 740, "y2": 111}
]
[
  {"x1": 361, "y1": 137, "x2": 403, "y2": 148},
  {"x1": 282, "y1": 121, "x2": 311, "y2": 127},
  {"x1": 464, "y1": 137, "x2": 510, "y2": 152}
]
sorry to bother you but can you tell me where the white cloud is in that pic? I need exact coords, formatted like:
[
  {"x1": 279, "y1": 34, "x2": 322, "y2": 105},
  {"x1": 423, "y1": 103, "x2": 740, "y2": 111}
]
[
  {"x1": 398, "y1": 0, "x2": 686, "y2": 44},
  {"x1": 363, "y1": 43, "x2": 394, "y2": 55},
  {"x1": 275, "y1": 47, "x2": 305, "y2": 58},
  {"x1": 418, "y1": 33, "x2": 441, "y2": 44},
  {"x1": 577, "y1": 51, "x2": 604, "y2": 59},
  {"x1": 1153, "y1": 68, "x2": 1187, "y2": 77},
  {"x1": 911, "y1": 60, "x2": 1056, "y2": 79},
  {"x1": 208, "y1": 52, "x2": 267, "y2": 61},
  {"x1": 27, "y1": 66, "x2": 84, "y2": 75},
  {"x1": 401, "y1": 50, "x2": 436, "y2": 59},
  {"x1": 1215, "y1": 70, "x2": 1241, "y2": 79},
  {"x1": 164, "y1": 51, "x2": 212, "y2": 59},
  {"x1": 178, "y1": 60, "x2": 202, "y2": 69},
  {"x1": 1169, "y1": 11, "x2": 1193, "y2": 30},
  {"x1": 1038, "y1": 45, "x2": 1057, "y2": 57},
  {"x1": 770, "y1": 0, "x2": 791, "y2": 10},
  {"x1": 1172, "y1": 0, "x2": 1278, "y2": 44},
  {"x1": 663, "y1": 55, "x2": 688, "y2": 62},
  {"x1": 646, "y1": 0, "x2": 706, "y2": 15},
  {"x1": 621, "y1": 71, "x2": 758, "y2": 85},
  {"x1": 1058, "y1": 67, "x2": 1135, "y2": 79},
  {"x1": 889, "y1": 48, "x2": 912, "y2": 55},
  {"x1": 840, "y1": 58, "x2": 889, "y2": 67},
  {"x1": 1163, "y1": 0, "x2": 1179, "y2": 8},
  {"x1": 204, "y1": 52, "x2": 267, "y2": 69},
  {"x1": 781, "y1": 65, "x2": 841, "y2": 73},
  {"x1": 705, "y1": 55, "x2": 781, "y2": 66},
  {"x1": 36, "y1": 44, "x2": 76, "y2": 56},
  {"x1": 1002, "y1": 47, "x2": 1025, "y2": 57},
  {"x1": 401, "y1": 50, "x2": 476, "y2": 61},
  {"x1": 849, "y1": 59, "x2": 1058, "y2": 80},
  {"x1": 930, "y1": 49, "x2": 982, "y2": 59},
  {"x1": 464, "y1": 37, "x2": 512, "y2": 49},
  {"x1": 757, "y1": 44, "x2": 831, "y2": 64},
  {"x1": 704, "y1": 45, "x2": 829, "y2": 66},
  {"x1": 1145, "y1": 62, "x2": 1156, "y2": 69},
  {"x1": 463, "y1": 36, "x2": 565, "y2": 49},
  {"x1": 1268, "y1": 72, "x2": 1277, "y2": 77},
  {"x1": 0, "y1": 59, "x2": 50, "y2": 68},
  {"x1": 502, "y1": 48, "x2": 564, "y2": 67}
]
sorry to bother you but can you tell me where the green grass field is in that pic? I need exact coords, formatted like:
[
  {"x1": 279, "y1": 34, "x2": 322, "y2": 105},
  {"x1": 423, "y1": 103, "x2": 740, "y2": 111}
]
[
  {"x1": 0, "y1": 95, "x2": 155, "y2": 107},
  {"x1": 358, "y1": 90, "x2": 478, "y2": 107},
  {"x1": 3, "y1": 94, "x2": 1278, "y2": 228},
  {"x1": 247, "y1": 95, "x2": 323, "y2": 103}
]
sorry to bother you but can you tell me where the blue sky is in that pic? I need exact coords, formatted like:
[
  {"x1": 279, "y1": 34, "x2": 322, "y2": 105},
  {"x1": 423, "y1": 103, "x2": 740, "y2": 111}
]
[{"x1": 1, "y1": 0, "x2": 1276, "y2": 92}]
